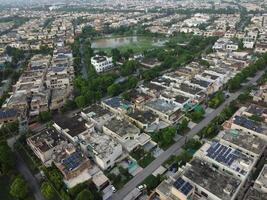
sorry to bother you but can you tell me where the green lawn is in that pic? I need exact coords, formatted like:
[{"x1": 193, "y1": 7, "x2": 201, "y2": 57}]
[{"x1": 0, "y1": 176, "x2": 14, "y2": 200}]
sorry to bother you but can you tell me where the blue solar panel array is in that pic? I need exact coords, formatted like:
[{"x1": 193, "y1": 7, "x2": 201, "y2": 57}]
[
  {"x1": 206, "y1": 142, "x2": 238, "y2": 166},
  {"x1": 0, "y1": 109, "x2": 17, "y2": 119},
  {"x1": 234, "y1": 116, "x2": 263, "y2": 133},
  {"x1": 173, "y1": 177, "x2": 193, "y2": 196},
  {"x1": 62, "y1": 152, "x2": 83, "y2": 172}
]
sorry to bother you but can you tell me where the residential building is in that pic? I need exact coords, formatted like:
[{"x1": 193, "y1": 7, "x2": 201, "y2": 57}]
[
  {"x1": 81, "y1": 104, "x2": 115, "y2": 131},
  {"x1": 145, "y1": 98, "x2": 183, "y2": 124},
  {"x1": 0, "y1": 108, "x2": 18, "y2": 124},
  {"x1": 101, "y1": 96, "x2": 133, "y2": 115},
  {"x1": 53, "y1": 146, "x2": 91, "y2": 181},
  {"x1": 103, "y1": 118, "x2": 150, "y2": 152},
  {"x1": 27, "y1": 127, "x2": 69, "y2": 166},
  {"x1": 229, "y1": 115, "x2": 267, "y2": 141},
  {"x1": 125, "y1": 109, "x2": 168, "y2": 132},
  {"x1": 156, "y1": 158, "x2": 241, "y2": 200},
  {"x1": 194, "y1": 140, "x2": 257, "y2": 181},
  {"x1": 218, "y1": 129, "x2": 266, "y2": 158},
  {"x1": 91, "y1": 55, "x2": 113, "y2": 73},
  {"x1": 79, "y1": 131, "x2": 122, "y2": 170},
  {"x1": 53, "y1": 114, "x2": 94, "y2": 143}
]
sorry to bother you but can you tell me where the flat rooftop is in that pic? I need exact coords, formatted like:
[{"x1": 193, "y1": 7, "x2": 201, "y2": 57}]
[
  {"x1": 62, "y1": 151, "x2": 87, "y2": 172},
  {"x1": 145, "y1": 99, "x2": 178, "y2": 115},
  {"x1": 221, "y1": 129, "x2": 265, "y2": 155},
  {"x1": 104, "y1": 118, "x2": 140, "y2": 137},
  {"x1": 191, "y1": 78, "x2": 211, "y2": 88},
  {"x1": 91, "y1": 55, "x2": 110, "y2": 62},
  {"x1": 0, "y1": 108, "x2": 17, "y2": 119},
  {"x1": 233, "y1": 116, "x2": 265, "y2": 134},
  {"x1": 152, "y1": 77, "x2": 174, "y2": 87},
  {"x1": 245, "y1": 104, "x2": 267, "y2": 116},
  {"x1": 202, "y1": 72, "x2": 219, "y2": 80},
  {"x1": 54, "y1": 115, "x2": 88, "y2": 137},
  {"x1": 103, "y1": 96, "x2": 132, "y2": 109},
  {"x1": 145, "y1": 82, "x2": 166, "y2": 92},
  {"x1": 183, "y1": 159, "x2": 241, "y2": 200},
  {"x1": 173, "y1": 177, "x2": 194, "y2": 196},
  {"x1": 82, "y1": 132, "x2": 121, "y2": 160},
  {"x1": 255, "y1": 164, "x2": 267, "y2": 190},
  {"x1": 127, "y1": 109, "x2": 157, "y2": 124},
  {"x1": 7, "y1": 92, "x2": 28, "y2": 105},
  {"x1": 201, "y1": 141, "x2": 254, "y2": 176},
  {"x1": 244, "y1": 187, "x2": 267, "y2": 200},
  {"x1": 28, "y1": 127, "x2": 66, "y2": 152},
  {"x1": 179, "y1": 83, "x2": 202, "y2": 95},
  {"x1": 175, "y1": 94, "x2": 189, "y2": 104},
  {"x1": 82, "y1": 104, "x2": 113, "y2": 119}
]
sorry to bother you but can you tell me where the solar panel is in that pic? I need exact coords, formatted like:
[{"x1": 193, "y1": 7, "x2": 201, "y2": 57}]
[
  {"x1": 173, "y1": 177, "x2": 185, "y2": 189},
  {"x1": 62, "y1": 152, "x2": 83, "y2": 171},
  {"x1": 180, "y1": 182, "x2": 193, "y2": 195}
]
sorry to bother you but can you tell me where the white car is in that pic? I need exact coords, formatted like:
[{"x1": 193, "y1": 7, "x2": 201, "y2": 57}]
[
  {"x1": 111, "y1": 185, "x2": 117, "y2": 193},
  {"x1": 137, "y1": 184, "x2": 147, "y2": 191}
]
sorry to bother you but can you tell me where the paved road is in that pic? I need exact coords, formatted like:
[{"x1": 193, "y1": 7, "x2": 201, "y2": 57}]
[
  {"x1": 15, "y1": 152, "x2": 45, "y2": 200},
  {"x1": 7, "y1": 136, "x2": 45, "y2": 200},
  {"x1": 112, "y1": 70, "x2": 264, "y2": 200},
  {"x1": 79, "y1": 39, "x2": 88, "y2": 79}
]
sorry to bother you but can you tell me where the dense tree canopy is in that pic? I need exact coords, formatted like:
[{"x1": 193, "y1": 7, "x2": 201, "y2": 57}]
[{"x1": 10, "y1": 176, "x2": 29, "y2": 199}]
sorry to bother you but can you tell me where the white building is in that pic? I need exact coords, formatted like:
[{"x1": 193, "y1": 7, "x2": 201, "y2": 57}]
[
  {"x1": 194, "y1": 140, "x2": 257, "y2": 181},
  {"x1": 79, "y1": 131, "x2": 122, "y2": 170},
  {"x1": 91, "y1": 55, "x2": 113, "y2": 73}
]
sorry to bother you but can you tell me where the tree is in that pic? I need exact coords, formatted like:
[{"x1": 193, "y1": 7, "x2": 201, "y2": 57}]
[
  {"x1": 75, "y1": 95, "x2": 87, "y2": 108},
  {"x1": 111, "y1": 48, "x2": 121, "y2": 63},
  {"x1": 177, "y1": 118, "x2": 189, "y2": 134},
  {"x1": 75, "y1": 189, "x2": 94, "y2": 200},
  {"x1": 0, "y1": 141, "x2": 15, "y2": 172},
  {"x1": 38, "y1": 111, "x2": 52, "y2": 123},
  {"x1": 10, "y1": 176, "x2": 29, "y2": 199},
  {"x1": 189, "y1": 110, "x2": 204, "y2": 122},
  {"x1": 208, "y1": 91, "x2": 225, "y2": 108},
  {"x1": 120, "y1": 60, "x2": 138, "y2": 76},
  {"x1": 107, "y1": 84, "x2": 121, "y2": 96},
  {"x1": 126, "y1": 76, "x2": 138, "y2": 89},
  {"x1": 41, "y1": 182, "x2": 55, "y2": 200},
  {"x1": 46, "y1": 166, "x2": 63, "y2": 190}
]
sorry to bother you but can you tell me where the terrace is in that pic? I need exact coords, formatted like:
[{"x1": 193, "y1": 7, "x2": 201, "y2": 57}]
[
  {"x1": 145, "y1": 99, "x2": 178, "y2": 115},
  {"x1": 183, "y1": 159, "x2": 241, "y2": 200},
  {"x1": 104, "y1": 118, "x2": 140, "y2": 137},
  {"x1": 53, "y1": 115, "x2": 89, "y2": 138},
  {"x1": 198, "y1": 141, "x2": 254, "y2": 177},
  {"x1": 233, "y1": 116, "x2": 265, "y2": 134},
  {"x1": 220, "y1": 129, "x2": 266, "y2": 156},
  {"x1": 179, "y1": 83, "x2": 202, "y2": 95},
  {"x1": 190, "y1": 78, "x2": 211, "y2": 88}
]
